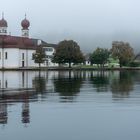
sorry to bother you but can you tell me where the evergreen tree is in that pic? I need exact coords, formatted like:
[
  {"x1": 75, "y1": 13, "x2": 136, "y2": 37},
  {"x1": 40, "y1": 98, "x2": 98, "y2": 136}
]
[{"x1": 33, "y1": 46, "x2": 46, "y2": 68}]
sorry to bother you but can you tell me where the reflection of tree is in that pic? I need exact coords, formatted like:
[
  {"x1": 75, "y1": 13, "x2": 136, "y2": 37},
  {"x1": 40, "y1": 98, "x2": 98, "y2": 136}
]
[
  {"x1": 90, "y1": 71, "x2": 109, "y2": 92},
  {"x1": 32, "y1": 76, "x2": 46, "y2": 93},
  {"x1": 111, "y1": 71, "x2": 133, "y2": 98},
  {"x1": 53, "y1": 71, "x2": 83, "y2": 102}
]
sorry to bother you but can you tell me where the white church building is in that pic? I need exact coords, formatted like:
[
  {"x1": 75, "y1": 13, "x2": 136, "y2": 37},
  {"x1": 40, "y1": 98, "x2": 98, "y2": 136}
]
[{"x1": 0, "y1": 14, "x2": 57, "y2": 69}]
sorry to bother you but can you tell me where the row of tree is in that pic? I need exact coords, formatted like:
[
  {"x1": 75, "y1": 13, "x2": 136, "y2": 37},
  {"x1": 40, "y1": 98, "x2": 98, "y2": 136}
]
[
  {"x1": 33, "y1": 40, "x2": 85, "y2": 68},
  {"x1": 33, "y1": 40, "x2": 135, "y2": 68},
  {"x1": 90, "y1": 41, "x2": 134, "y2": 67}
]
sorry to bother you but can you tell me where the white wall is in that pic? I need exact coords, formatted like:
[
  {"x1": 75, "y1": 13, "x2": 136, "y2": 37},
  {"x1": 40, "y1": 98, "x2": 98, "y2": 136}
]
[
  {"x1": 0, "y1": 47, "x2": 58, "y2": 68},
  {"x1": 44, "y1": 47, "x2": 58, "y2": 67},
  {"x1": 0, "y1": 48, "x2": 38, "y2": 68},
  {"x1": 3, "y1": 48, "x2": 19, "y2": 68},
  {"x1": 0, "y1": 49, "x2": 2, "y2": 68},
  {"x1": 0, "y1": 27, "x2": 7, "y2": 35},
  {"x1": 19, "y1": 49, "x2": 38, "y2": 67},
  {"x1": 27, "y1": 50, "x2": 38, "y2": 67}
]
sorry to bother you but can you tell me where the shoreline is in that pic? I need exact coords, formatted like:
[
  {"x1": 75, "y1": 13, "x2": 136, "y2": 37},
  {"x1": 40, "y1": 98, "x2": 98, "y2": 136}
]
[{"x1": 0, "y1": 67, "x2": 140, "y2": 71}]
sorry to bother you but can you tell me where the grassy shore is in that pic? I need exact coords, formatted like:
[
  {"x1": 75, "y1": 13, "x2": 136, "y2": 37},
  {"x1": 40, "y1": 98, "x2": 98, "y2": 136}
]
[{"x1": 0, "y1": 66, "x2": 140, "y2": 71}]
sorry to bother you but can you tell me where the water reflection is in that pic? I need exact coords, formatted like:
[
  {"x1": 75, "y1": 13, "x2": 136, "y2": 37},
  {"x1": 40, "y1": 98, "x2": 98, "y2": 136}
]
[
  {"x1": 33, "y1": 76, "x2": 46, "y2": 93},
  {"x1": 0, "y1": 103, "x2": 7, "y2": 124},
  {"x1": 90, "y1": 71, "x2": 109, "y2": 92},
  {"x1": 111, "y1": 71, "x2": 134, "y2": 99},
  {"x1": 53, "y1": 71, "x2": 83, "y2": 102},
  {"x1": 0, "y1": 91, "x2": 35, "y2": 126},
  {"x1": 21, "y1": 95, "x2": 30, "y2": 124},
  {"x1": 0, "y1": 70, "x2": 140, "y2": 126}
]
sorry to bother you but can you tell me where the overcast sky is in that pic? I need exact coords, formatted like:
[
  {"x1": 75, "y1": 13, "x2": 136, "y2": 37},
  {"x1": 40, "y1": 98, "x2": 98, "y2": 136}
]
[{"x1": 1, "y1": 0, "x2": 140, "y2": 53}]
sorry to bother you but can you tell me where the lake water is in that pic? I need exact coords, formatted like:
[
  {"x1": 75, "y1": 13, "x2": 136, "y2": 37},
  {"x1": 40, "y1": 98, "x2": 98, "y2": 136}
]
[{"x1": 0, "y1": 70, "x2": 140, "y2": 140}]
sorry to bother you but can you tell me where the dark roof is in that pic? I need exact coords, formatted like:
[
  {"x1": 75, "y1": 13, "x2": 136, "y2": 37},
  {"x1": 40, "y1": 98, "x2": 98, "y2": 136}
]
[
  {"x1": 0, "y1": 35, "x2": 57, "y2": 50},
  {"x1": 43, "y1": 43, "x2": 58, "y2": 48},
  {"x1": 135, "y1": 53, "x2": 140, "y2": 60},
  {"x1": 32, "y1": 38, "x2": 58, "y2": 48},
  {"x1": 0, "y1": 35, "x2": 38, "y2": 50}
]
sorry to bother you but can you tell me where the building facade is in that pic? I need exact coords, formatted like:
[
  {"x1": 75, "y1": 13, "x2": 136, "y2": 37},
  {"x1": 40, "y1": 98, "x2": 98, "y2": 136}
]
[{"x1": 0, "y1": 15, "x2": 56, "y2": 69}]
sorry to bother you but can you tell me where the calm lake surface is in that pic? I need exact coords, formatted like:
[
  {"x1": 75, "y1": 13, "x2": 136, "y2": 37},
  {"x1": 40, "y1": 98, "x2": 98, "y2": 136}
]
[{"x1": 0, "y1": 70, "x2": 140, "y2": 140}]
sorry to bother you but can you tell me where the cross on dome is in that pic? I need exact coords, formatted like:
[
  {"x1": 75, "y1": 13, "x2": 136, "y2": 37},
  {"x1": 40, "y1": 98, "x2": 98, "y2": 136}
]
[
  {"x1": 21, "y1": 14, "x2": 30, "y2": 29},
  {"x1": 0, "y1": 12, "x2": 8, "y2": 27},
  {"x1": 2, "y1": 12, "x2": 4, "y2": 19}
]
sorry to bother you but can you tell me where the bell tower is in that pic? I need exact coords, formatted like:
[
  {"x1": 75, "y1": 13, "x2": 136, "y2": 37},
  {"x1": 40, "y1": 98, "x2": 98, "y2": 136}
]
[
  {"x1": 0, "y1": 13, "x2": 8, "y2": 35},
  {"x1": 21, "y1": 14, "x2": 30, "y2": 38}
]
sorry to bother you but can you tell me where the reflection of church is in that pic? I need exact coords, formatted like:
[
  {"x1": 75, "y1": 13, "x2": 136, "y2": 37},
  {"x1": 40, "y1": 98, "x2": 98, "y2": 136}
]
[
  {"x1": 0, "y1": 14, "x2": 57, "y2": 68},
  {"x1": 0, "y1": 90, "x2": 32, "y2": 126},
  {"x1": 0, "y1": 102, "x2": 7, "y2": 124},
  {"x1": 0, "y1": 71, "x2": 51, "y2": 126}
]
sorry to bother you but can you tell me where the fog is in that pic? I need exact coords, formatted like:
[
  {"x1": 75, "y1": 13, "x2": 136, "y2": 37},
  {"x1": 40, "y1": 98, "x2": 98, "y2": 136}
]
[{"x1": 1, "y1": 0, "x2": 140, "y2": 53}]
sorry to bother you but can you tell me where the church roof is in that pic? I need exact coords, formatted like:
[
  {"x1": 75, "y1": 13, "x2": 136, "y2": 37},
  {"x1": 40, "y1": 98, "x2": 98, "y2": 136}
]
[
  {"x1": 42, "y1": 42, "x2": 58, "y2": 48},
  {"x1": 134, "y1": 53, "x2": 140, "y2": 61},
  {"x1": 0, "y1": 35, "x2": 58, "y2": 50},
  {"x1": 0, "y1": 35, "x2": 38, "y2": 49}
]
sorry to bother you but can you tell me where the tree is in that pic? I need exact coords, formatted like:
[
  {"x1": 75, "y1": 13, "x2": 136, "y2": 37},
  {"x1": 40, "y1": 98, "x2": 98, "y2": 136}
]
[
  {"x1": 32, "y1": 46, "x2": 46, "y2": 68},
  {"x1": 111, "y1": 41, "x2": 134, "y2": 67},
  {"x1": 52, "y1": 40, "x2": 85, "y2": 68},
  {"x1": 90, "y1": 47, "x2": 110, "y2": 67}
]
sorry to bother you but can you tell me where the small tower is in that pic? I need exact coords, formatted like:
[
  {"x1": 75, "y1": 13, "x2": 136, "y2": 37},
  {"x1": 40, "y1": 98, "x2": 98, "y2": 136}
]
[
  {"x1": 21, "y1": 14, "x2": 30, "y2": 38},
  {"x1": 0, "y1": 13, "x2": 8, "y2": 35}
]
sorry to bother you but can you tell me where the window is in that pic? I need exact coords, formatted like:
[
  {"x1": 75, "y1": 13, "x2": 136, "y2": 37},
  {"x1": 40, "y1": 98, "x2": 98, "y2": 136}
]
[
  {"x1": 0, "y1": 52, "x2": 1, "y2": 59},
  {"x1": 5, "y1": 52, "x2": 7, "y2": 59},
  {"x1": 22, "y1": 53, "x2": 24, "y2": 60},
  {"x1": 45, "y1": 48, "x2": 53, "y2": 52},
  {"x1": 32, "y1": 53, "x2": 35, "y2": 60},
  {"x1": 5, "y1": 80, "x2": 8, "y2": 88}
]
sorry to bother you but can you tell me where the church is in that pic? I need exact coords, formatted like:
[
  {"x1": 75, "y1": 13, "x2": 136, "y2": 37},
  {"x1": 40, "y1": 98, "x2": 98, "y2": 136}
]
[{"x1": 0, "y1": 14, "x2": 57, "y2": 69}]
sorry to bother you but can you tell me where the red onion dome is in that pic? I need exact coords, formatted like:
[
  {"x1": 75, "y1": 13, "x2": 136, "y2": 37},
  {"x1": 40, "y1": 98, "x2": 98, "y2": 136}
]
[
  {"x1": 0, "y1": 18, "x2": 8, "y2": 27},
  {"x1": 24, "y1": 38, "x2": 34, "y2": 46},
  {"x1": 21, "y1": 18, "x2": 30, "y2": 29},
  {"x1": 4, "y1": 36, "x2": 17, "y2": 45}
]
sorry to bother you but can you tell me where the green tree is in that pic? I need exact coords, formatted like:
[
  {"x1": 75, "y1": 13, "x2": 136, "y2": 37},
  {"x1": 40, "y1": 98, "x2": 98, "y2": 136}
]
[
  {"x1": 111, "y1": 41, "x2": 134, "y2": 67},
  {"x1": 32, "y1": 46, "x2": 46, "y2": 68},
  {"x1": 52, "y1": 40, "x2": 85, "y2": 68},
  {"x1": 90, "y1": 47, "x2": 110, "y2": 67}
]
